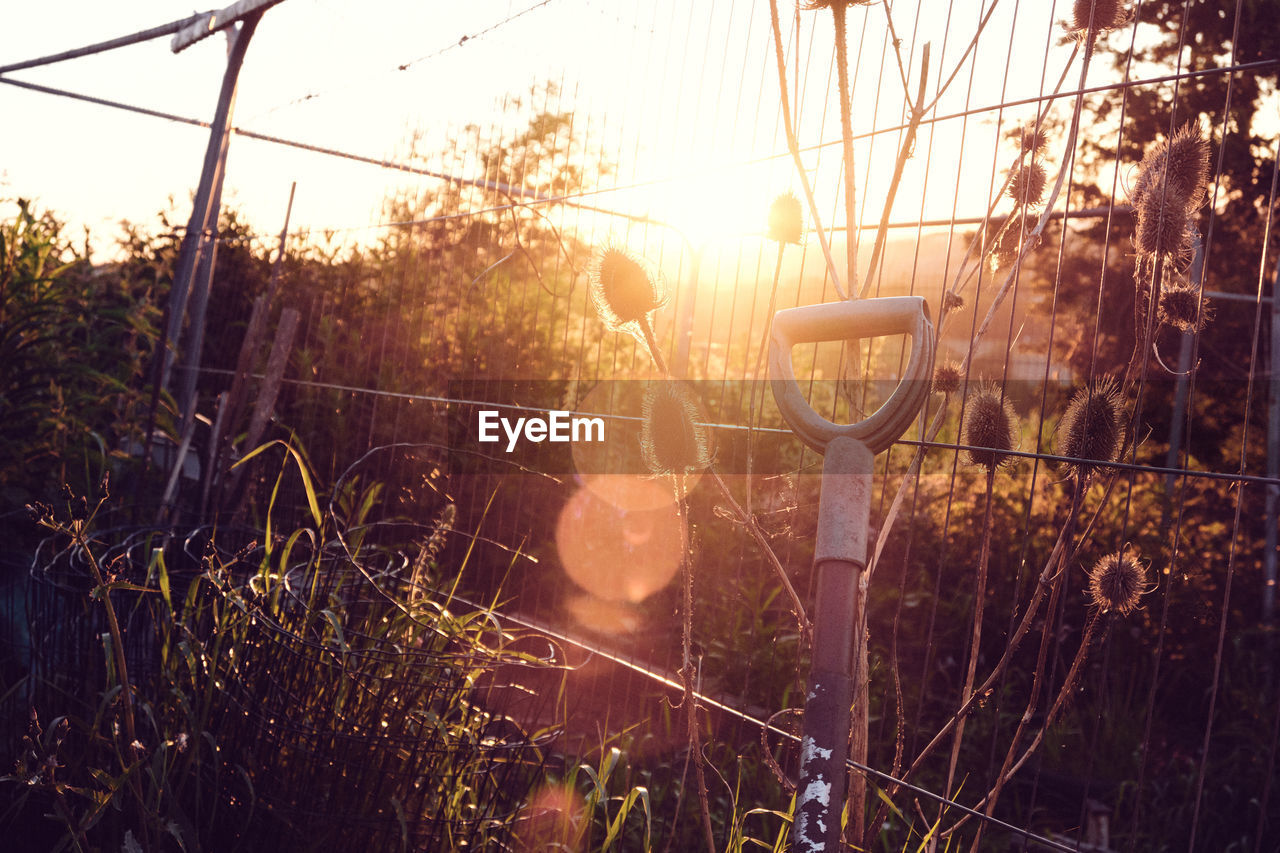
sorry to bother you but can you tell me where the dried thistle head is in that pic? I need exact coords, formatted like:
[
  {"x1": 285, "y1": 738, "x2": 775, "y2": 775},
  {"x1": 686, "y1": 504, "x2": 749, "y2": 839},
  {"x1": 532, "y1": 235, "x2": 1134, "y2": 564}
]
[
  {"x1": 932, "y1": 361, "x2": 963, "y2": 396},
  {"x1": 589, "y1": 247, "x2": 666, "y2": 331},
  {"x1": 1055, "y1": 378, "x2": 1125, "y2": 480},
  {"x1": 1134, "y1": 186, "x2": 1194, "y2": 261},
  {"x1": 1019, "y1": 124, "x2": 1049, "y2": 155},
  {"x1": 990, "y1": 213, "x2": 1036, "y2": 270},
  {"x1": 963, "y1": 384, "x2": 1018, "y2": 471},
  {"x1": 1132, "y1": 123, "x2": 1211, "y2": 213},
  {"x1": 1068, "y1": 0, "x2": 1132, "y2": 37},
  {"x1": 1131, "y1": 124, "x2": 1211, "y2": 263},
  {"x1": 1087, "y1": 547, "x2": 1149, "y2": 615},
  {"x1": 1159, "y1": 284, "x2": 1212, "y2": 333},
  {"x1": 767, "y1": 191, "x2": 804, "y2": 244},
  {"x1": 1008, "y1": 163, "x2": 1048, "y2": 208},
  {"x1": 641, "y1": 381, "x2": 711, "y2": 479},
  {"x1": 802, "y1": 0, "x2": 875, "y2": 8}
]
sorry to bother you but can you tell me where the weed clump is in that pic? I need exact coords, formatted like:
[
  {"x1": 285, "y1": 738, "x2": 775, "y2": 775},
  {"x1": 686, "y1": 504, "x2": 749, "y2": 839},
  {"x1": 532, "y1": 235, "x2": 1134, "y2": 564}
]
[
  {"x1": 1056, "y1": 378, "x2": 1125, "y2": 480},
  {"x1": 963, "y1": 385, "x2": 1018, "y2": 470},
  {"x1": 1088, "y1": 547, "x2": 1149, "y2": 615}
]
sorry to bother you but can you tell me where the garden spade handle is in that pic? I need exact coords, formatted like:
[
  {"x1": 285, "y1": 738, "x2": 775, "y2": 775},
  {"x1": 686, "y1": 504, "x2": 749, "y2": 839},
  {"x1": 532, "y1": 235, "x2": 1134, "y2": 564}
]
[
  {"x1": 769, "y1": 296, "x2": 933, "y2": 456},
  {"x1": 768, "y1": 296, "x2": 933, "y2": 853}
]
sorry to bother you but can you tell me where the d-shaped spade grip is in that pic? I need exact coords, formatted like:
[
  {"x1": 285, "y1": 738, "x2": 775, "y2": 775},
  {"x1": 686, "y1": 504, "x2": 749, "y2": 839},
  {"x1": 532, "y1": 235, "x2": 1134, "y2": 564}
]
[{"x1": 768, "y1": 296, "x2": 934, "y2": 456}]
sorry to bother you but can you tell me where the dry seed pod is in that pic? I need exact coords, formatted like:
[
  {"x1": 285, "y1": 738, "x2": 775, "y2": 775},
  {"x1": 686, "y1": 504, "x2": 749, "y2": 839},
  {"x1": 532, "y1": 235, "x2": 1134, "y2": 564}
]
[
  {"x1": 641, "y1": 381, "x2": 711, "y2": 479},
  {"x1": 1019, "y1": 124, "x2": 1049, "y2": 155},
  {"x1": 1159, "y1": 284, "x2": 1211, "y2": 333},
  {"x1": 1056, "y1": 378, "x2": 1125, "y2": 480},
  {"x1": 1131, "y1": 123, "x2": 1211, "y2": 214},
  {"x1": 767, "y1": 192, "x2": 804, "y2": 244},
  {"x1": 589, "y1": 247, "x2": 666, "y2": 331},
  {"x1": 802, "y1": 0, "x2": 875, "y2": 8},
  {"x1": 932, "y1": 361, "x2": 963, "y2": 396},
  {"x1": 963, "y1": 385, "x2": 1018, "y2": 470},
  {"x1": 1069, "y1": 0, "x2": 1131, "y2": 37},
  {"x1": 1087, "y1": 547, "x2": 1149, "y2": 615},
  {"x1": 1134, "y1": 182, "x2": 1194, "y2": 260},
  {"x1": 1008, "y1": 163, "x2": 1048, "y2": 208},
  {"x1": 990, "y1": 213, "x2": 1036, "y2": 270}
]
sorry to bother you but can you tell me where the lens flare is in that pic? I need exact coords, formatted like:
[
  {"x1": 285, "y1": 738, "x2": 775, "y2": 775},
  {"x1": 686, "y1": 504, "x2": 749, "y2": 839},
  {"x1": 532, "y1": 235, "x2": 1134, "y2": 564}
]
[{"x1": 555, "y1": 482, "x2": 685, "y2": 606}]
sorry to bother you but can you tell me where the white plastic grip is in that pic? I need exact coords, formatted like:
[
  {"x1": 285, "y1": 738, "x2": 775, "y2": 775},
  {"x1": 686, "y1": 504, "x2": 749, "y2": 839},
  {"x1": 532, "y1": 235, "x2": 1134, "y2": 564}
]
[{"x1": 767, "y1": 296, "x2": 934, "y2": 455}]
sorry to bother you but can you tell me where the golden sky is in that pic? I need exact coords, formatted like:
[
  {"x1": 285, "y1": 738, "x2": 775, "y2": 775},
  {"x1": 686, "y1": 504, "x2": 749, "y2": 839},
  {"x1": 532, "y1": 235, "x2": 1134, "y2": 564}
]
[{"x1": 1, "y1": 0, "x2": 1107, "y2": 265}]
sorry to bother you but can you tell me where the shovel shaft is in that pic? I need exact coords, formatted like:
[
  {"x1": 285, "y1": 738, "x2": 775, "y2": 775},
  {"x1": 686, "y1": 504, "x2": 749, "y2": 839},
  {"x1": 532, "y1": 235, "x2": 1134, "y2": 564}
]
[{"x1": 793, "y1": 436, "x2": 873, "y2": 852}]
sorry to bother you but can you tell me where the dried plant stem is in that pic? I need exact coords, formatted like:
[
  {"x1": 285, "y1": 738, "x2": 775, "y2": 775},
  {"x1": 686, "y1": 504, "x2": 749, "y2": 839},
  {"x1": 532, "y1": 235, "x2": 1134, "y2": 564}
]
[
  {"x1": 74, "y1": 520, "x2": 151, "y2": 848},
  {"x1": 861, "y1": 43, "x2": 931, "y2": 299},
  {"x1": 1125, "y1": 258, "x2": 1164, "y2": 389},
  {"x1": 709, "y1": 468, "x2": 812, "y2": 646},
  {"x1": 675, "y1": 478, "x2": 717, "y2": 853},
  {"x1": 901, "y1": 483, "x2": 1085, "y2": 783},
  {"x1": 867, "y1": 403, "x2": 948, "y2": 582},
  {"x1": 767, "y1": 0, "x2": 847, "y2": 298},
  {"x1": 640, "y1": 317, "x2": 669, "y2": 377},
  {"x1": 943, "y1": 466, "x2": 997, "y2": 798},
  {"x1": 831, "y1": 2, "x2": 860, "y2": 299},
  {"x1": 936, "y1": 43, "x2": 1080, "y2": 339},
  {"x1": 960, "y1": 48, "x2": 1094, "y2": 379},
  {"x1": 745, "y1": 242, "x2": 787, "y2": 517},
  {"x1": 951, "y1": 609, "x2": 1104, "y2": 847}
]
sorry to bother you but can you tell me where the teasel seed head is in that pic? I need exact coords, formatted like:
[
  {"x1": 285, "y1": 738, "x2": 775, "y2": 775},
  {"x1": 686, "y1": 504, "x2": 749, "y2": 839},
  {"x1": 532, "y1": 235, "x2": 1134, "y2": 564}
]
[
  {"x1": 963, "y1": 384, "x2": 1019, "y2": 471},
  {"x1": 1008, "y1": 163, "x2": 1048, "y2": 208},
  {"x1": 641, "y1": 381, "x2": 711, "y2": 479},
  {"x1": 1134, "y1": 182, "x2": 1194, "y2": 261},
  {"x1": 932, "y1": 361, "x2": 963, "y2": 396},
  {"x1": 1068, "y1": 0, "x2": 1131, "y2": 37},
  {"x1": 1131, "y1": 124, "x2": 1210, "y2": 263},
  {"x1": 1132, "y1": 123, "x2": 1211, "y2": 214},
  {"x1": 802, "y1": 0, "x2": 874, "y2": 9},
  {"x1": 767, "y1": 191, "x2": 804, "y2": 245},
  {"x1": 1088, "y1": 547, "x2": 1149, "y2": 615},
  {"x1": 1159, "y1": 283, "x2": 1211, "y2": 333},
  {"x1": 1056, "y1": 378, "x2": 1125, "y2": 480},
  {"x1": 1019, "y1": 124, "x2": 1049, "y2": 155},
  {"x1": 990, "y1": 213, "x2": 1036, "y2": 271},
  {"x1": 589, "y1": 247, "x2": 666, "y2": 332}
]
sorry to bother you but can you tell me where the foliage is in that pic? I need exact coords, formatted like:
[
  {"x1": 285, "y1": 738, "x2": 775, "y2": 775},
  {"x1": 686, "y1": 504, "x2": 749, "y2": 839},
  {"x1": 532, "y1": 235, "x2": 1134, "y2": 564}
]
[{"x1": 0, "y1": 200, "x2": 161, "y2": 544}]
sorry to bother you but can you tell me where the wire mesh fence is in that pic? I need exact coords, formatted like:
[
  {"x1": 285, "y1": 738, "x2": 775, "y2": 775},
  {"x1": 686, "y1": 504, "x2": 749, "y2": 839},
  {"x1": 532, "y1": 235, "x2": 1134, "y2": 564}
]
[{"x1": 3, "y1": 0, "x2": 1279, "y2": 849}]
